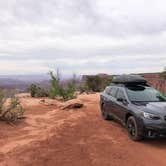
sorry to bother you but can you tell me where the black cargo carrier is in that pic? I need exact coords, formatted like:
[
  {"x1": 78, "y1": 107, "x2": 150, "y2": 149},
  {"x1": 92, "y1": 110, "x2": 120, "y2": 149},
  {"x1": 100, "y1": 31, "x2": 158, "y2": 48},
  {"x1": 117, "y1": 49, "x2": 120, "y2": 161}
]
[{"x1": 112, "y1": 74, "x2": 147, "y2": 84}]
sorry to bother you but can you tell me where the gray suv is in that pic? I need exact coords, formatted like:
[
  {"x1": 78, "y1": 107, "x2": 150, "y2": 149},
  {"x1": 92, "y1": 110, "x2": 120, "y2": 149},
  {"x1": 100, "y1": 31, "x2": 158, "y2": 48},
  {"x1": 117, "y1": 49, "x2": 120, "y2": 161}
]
[{"x1": 100, "y1": 75, "x2": 166, "y2": 141}]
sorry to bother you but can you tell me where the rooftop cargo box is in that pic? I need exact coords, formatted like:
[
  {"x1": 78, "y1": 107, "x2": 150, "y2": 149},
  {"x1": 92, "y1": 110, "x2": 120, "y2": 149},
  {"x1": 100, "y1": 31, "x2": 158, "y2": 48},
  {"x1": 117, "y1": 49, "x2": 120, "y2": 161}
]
[{"x1": 112, "y1": 75, "x2": 147, "y2": 84}]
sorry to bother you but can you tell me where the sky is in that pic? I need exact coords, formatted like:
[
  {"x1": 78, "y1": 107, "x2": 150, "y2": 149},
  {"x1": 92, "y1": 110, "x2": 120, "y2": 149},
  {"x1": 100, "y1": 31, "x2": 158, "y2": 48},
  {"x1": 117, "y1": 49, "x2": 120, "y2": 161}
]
[{"x1": 0, "y1": 0, "x2": 166, "y2": 76}]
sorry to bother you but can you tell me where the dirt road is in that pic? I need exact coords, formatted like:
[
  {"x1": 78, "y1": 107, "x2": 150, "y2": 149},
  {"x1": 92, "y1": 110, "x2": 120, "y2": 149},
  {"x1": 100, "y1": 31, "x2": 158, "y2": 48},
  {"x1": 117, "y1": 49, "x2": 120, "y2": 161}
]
[{"x1": 1, "y1": 93, "x2": 166, "y2": 166}]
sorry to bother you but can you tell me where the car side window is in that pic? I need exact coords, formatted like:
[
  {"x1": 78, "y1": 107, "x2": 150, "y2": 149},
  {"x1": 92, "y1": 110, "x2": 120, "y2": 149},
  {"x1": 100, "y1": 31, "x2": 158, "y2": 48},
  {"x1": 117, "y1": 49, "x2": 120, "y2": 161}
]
[
  {"x1": 117, "y1": 89, "x2": 126, "y2": 100},
  {"x1": 110, "y1": 87, "x2": 118, "y2": 98},
  {"x1": 105, "y1": 87, "x2": 111, "y2": 95},
  {"x1": 105, "y1": 86, "x2": 118, "y2": 98},
  {"x1": 107, "y1": 88, "x2": 112, "y2": 95}
]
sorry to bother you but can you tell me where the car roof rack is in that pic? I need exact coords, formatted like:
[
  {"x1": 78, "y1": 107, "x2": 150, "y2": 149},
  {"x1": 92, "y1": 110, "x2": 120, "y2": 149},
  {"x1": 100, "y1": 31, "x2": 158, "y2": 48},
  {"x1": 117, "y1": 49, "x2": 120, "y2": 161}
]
[{"x1": 112, "y1": 74, "x2": 147, "y2": 85}]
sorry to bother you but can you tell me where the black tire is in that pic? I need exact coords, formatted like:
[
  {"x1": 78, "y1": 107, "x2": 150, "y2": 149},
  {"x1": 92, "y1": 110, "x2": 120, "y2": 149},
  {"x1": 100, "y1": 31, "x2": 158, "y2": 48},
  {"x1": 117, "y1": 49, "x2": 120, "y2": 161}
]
[
  {"x1": 127, "y1": 116, "x2": 143, "y2": 141},
  {"x1": 101, "y1": 103, "x2": 113, "y2": 120}
]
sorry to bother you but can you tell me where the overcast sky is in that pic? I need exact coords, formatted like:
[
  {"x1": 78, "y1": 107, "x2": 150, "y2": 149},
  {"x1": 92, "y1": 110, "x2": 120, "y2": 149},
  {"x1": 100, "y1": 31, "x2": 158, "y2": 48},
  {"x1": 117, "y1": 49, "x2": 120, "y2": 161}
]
[{"x1": 0, "y1": 0, "x2": 166, "y2": 75}]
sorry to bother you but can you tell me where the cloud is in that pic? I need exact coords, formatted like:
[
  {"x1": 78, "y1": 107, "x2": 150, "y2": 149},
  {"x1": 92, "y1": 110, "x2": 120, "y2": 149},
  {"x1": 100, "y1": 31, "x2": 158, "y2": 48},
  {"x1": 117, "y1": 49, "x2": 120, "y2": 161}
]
[{"x1": 0, "y1": 0, "x2": 165, "y2": 75}]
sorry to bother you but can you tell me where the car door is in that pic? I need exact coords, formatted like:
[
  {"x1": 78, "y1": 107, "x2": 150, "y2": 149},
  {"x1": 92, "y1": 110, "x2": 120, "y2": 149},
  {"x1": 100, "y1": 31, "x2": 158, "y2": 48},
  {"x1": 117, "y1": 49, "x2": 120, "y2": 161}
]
[
  {"x1": 101, "y1": 87, "x2": 111, "y2": 113},
  {"x1": 113, "y1": 88, "x2": 128, "y2": 123},
  {"x1": 105, "y1": 86, "x2": 118, "y2": 116}
]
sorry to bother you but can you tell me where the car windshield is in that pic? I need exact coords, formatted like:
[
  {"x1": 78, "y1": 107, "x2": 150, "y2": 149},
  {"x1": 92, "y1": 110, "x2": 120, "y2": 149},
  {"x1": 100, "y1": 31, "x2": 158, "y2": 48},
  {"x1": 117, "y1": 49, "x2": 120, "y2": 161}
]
[{"x1": 126, "y1": 85, "x2": 166, "y2": 102}]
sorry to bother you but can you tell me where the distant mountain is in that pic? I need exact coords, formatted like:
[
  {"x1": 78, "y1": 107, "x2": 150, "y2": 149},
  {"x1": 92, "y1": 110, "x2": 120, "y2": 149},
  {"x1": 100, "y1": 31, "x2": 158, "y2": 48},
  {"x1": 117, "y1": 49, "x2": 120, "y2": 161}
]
[
  {"x1": 0, "y1": 74, "x2": 50, "y2": 82},
  {"x1": 0, "y1": 74, "x2": 50, "y2": 91}
]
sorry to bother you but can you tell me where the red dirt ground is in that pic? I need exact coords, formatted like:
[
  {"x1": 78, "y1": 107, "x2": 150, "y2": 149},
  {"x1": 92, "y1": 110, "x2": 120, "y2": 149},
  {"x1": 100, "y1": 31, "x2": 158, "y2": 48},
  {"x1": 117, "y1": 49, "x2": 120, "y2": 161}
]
[{"x1": 1, "y1": 93, "x2": 166, "y2": 166}]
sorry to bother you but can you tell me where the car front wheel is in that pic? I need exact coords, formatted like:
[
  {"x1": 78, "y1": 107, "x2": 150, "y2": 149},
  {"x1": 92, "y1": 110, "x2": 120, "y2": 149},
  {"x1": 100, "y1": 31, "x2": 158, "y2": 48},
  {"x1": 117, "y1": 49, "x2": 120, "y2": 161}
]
[{"x1": 127, "y1": 116, "x2": 143, "y2": 141}]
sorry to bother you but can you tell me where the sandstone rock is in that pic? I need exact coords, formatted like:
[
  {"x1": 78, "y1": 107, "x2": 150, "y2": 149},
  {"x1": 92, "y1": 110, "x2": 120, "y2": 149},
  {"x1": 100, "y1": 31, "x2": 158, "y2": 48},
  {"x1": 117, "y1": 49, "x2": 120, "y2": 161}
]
[{"x1": 60, "y1": 99, "x2": 84, "y2": 110}]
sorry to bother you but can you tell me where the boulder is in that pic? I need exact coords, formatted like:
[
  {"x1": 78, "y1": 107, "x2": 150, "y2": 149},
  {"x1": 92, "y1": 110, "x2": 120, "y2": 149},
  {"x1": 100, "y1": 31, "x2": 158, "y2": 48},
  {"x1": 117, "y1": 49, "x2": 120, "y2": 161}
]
[{"x1": 60, "y1": 99, "x2": 84, "y2": 110}]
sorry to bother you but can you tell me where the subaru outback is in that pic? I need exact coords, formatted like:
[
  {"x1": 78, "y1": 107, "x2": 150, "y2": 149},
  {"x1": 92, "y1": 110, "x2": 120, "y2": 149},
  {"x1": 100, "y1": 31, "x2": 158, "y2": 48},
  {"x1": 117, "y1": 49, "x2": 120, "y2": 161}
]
[{"x1": 100, "y1": 75, "x2": 166, "y2": 141}]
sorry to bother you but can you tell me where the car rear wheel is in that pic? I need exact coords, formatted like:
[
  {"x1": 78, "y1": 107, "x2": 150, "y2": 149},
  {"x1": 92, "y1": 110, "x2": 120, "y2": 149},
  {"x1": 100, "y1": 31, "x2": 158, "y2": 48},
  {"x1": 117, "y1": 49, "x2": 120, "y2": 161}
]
[
  {"x1": 127, "y1": 116, "x2": 143, "y2": 141},
  {"x1": 101, "y1": 104, "x2": 113, "y2": 120}
]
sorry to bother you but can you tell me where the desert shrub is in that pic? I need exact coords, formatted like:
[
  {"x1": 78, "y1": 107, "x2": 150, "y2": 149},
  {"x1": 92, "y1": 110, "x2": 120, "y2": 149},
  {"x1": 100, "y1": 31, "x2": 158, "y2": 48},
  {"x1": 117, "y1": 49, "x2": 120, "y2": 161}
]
[
  {"x1": 79, "y1": 84, "x2": 89, "y2": 93},
  {"x1": 49, "y1": 71, "x2": 76, "y2": 101},
  {"x1": 0, "y1": 90, "x2": 6, "y2": 112},
  {"x1": 85, "y1": 75, "x2": 112, "y2": 92},
  {"x1": 64, "y1": 82, "x2": 75, "y2": 100},
  {"x1": 85, "y1": 75, "x2": 102, "y2": 92},
  {"x1": 0, "y1": 90, "x2": 25, "y2": 122},
  {"x1": 28, "y1": 84, "x2": 48, "y2": 97},
  {"x1": 103, "y1": 76, "x2": 113, "y2": 88},
  {"x1": 57, "y1": 82, "x2": 75, "y2": 101},
  {"x1": 48, "y1": 71, "x2": 61, "y2": 99}
]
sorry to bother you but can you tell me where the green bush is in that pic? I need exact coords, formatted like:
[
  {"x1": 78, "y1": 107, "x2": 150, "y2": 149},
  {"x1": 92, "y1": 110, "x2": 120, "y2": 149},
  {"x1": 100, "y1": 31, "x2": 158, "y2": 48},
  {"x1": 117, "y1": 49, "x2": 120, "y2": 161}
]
[
  {"x1": 103, "y1": 76, "x2": 113, "y2": 88},
  {"x1": 28, "y1": 84, "x2": 48, "y2": 97},
  {"x1": 48, "y1": 71, "x2": 61, "y2": 99},
  {"x1": 85, "y1": 75, "x2": 112, "y2": 92},
  {"x1": 49, "y1": 71, "x2": 76, "y2": 101},
  {"x1": 63, "y1": 82, "x2": 75, "y2": 100},
  {"x1": 78, "y1": 84, "x2": 89, "y2": 93},
  {"x1": 85, "y1": 75, "x2": 102, "y2": 92}
]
